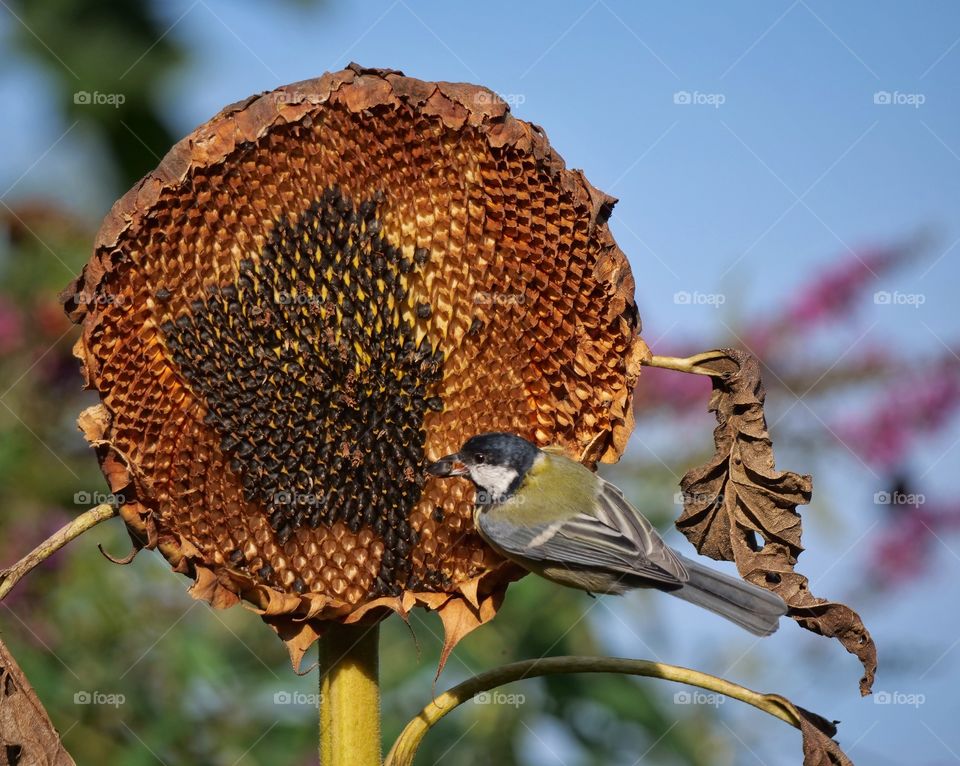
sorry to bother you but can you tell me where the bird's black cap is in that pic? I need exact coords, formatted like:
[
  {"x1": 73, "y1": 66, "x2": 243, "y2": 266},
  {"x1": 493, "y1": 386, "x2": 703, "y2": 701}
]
[
  {"x1": 459, "y1": 432, "x2": 540, "y2": 473},
  {"x1": 427, "y1": 432, "x2": 540, "y2": 478}
]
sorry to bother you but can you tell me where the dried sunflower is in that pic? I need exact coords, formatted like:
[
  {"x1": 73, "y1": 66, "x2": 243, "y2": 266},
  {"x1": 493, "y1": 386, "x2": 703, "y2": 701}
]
[{"x1": 61, "y1": 64, "x2": 645, "y2": 666}]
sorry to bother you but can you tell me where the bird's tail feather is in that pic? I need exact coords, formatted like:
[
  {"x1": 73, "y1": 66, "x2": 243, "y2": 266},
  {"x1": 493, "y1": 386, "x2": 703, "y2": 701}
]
[{"x1": 669, "y1": 555, "x2": 787, "y2": 636}]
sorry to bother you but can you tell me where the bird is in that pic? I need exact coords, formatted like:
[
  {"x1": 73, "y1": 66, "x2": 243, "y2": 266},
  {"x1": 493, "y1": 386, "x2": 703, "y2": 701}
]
[{"x1": 427, "y1": 432, "x2": 788, "y2": 636}]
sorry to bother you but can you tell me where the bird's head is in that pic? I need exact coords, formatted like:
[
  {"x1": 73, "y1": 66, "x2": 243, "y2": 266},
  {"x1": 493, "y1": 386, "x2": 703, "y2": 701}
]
[{"x1": 427, "y1": 432, "x2": 540, "y2": 503}]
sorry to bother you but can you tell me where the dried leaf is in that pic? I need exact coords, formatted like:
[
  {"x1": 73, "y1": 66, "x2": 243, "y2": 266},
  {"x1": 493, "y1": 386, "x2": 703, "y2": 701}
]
[
  {"x1": 795, "y1": 706, "x2": 853, "y2": 766},
  {"x1": 677, "y1": 349, "x2": 877, "y2": 695},
  {"x1": 0, "y1": 636, "x2": 75, "y2": 765}
]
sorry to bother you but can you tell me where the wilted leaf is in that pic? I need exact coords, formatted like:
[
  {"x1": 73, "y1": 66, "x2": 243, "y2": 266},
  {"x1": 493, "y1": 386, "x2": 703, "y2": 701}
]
[
  {"x1": 0, "y1": 636, "x2": 75, "y2": 765},
  {"x1": 677, "y1": 348, "x2": 877, "y2": 696},
  {"x1": 794, "y1": 705, "x2": 853, "y2": 766}
]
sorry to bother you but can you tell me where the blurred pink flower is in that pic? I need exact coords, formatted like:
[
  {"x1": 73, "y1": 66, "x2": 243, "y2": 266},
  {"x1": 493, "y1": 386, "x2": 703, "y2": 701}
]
[
  {"x1": 836, "y1": 358, "x2": 960, "y2": 469},
  {"x1": 0, "y1": 508, "x2": 72, "y2": 619},
  {"x1": 871, "y1": 501, "x2": 960, "y2": 587},
  {"x1": 0, "y1": 297, "x2": 23, "y2": 354},
  {"x1": 788, "y1": 247, "x2": 899, "y2": 325},
  {"x1": 32, "y1": 296, "x2": 71, "y2": 338},
  {"x1": 747, "y1": 244, "x2": 915, "y2": 353},
  {"x1": 634, "y1": 364, "x2": 713, "y2": 416}
]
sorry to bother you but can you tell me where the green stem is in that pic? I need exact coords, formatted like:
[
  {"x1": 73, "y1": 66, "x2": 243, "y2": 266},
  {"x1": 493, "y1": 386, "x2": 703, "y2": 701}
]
[
  {"x1": 385, "y1": 656, "x2": 805, "y2": 766},
  {"x1": 319, "y1": 622, "x2": 382, "y2": 766}
]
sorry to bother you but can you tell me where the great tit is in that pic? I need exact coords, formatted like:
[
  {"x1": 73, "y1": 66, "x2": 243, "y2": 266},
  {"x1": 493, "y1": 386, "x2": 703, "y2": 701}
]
[{"x1": 427, "y1": 432, "x2": 787, "y2": 636}]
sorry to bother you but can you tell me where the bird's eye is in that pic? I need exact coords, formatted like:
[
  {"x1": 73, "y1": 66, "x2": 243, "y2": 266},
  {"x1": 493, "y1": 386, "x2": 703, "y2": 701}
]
[{"x1": 475, "y1": 454, "x2": 486, "y2": 464}]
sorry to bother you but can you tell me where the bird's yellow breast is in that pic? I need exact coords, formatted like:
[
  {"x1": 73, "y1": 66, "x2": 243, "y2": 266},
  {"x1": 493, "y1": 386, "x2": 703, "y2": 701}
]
[{"x1": 480, "y1": 451, "x2": 597, "y2": 527}]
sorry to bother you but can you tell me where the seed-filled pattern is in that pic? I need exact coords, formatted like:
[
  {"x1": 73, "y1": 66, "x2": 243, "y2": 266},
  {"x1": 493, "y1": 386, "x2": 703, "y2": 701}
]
[
  {"x1": 160, "y1": 188, "x2": 440, "y2": 596},
  {"x1": 63, "y1": 65, "x2": 643, "y2": 646}
]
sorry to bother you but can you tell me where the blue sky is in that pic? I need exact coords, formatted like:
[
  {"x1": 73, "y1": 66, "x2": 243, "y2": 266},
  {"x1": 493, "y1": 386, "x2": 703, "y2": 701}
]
[{"x1": 2, "y1": 2, "x2": 959, "y2": 763}]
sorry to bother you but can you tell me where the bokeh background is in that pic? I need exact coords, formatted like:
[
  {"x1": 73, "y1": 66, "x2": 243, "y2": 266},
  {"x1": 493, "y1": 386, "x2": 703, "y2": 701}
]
[{"x1": 1, "y1": 1, "x2": 958, "y2": 764}]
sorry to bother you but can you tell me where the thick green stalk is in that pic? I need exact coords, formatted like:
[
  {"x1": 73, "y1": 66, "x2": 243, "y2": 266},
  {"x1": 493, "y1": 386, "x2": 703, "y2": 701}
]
[{"x1": 319, "y1": 622, "x2": 382, "y2": 766}]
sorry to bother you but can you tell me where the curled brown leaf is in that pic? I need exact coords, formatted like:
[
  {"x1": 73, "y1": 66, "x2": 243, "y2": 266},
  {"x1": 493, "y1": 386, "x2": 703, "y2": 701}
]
[
  {"x1": 0, "y1": 637, "x2": 75, "y2": 765},
  {"x1": 676, "y1": 348, "x2": 877, "y2": 696},
  {"x1": 795, "y1": 705, "x2": 853, "y2": 766}
]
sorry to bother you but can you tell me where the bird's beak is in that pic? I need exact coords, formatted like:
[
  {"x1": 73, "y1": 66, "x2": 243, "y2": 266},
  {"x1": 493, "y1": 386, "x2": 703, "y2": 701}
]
[{"x1": 427, "y1": 453, "x2": 470, "y2": 478}]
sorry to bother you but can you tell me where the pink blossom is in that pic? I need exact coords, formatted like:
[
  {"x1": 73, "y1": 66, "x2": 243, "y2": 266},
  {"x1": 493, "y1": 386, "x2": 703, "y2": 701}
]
[
  {"x1": 836, "y1": 359, "x2": 960, "y2": 469},
  {"x1": 870, "y1": 501, "x2": 960, "y2": 587},
  {"x1": 0, "y1": 297, "x2": 23, "y2": 354}
]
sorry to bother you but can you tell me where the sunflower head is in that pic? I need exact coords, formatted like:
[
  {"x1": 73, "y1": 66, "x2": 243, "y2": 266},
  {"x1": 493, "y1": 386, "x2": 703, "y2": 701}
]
[{"x1": 62, "y1": 64, "x2": 645, "y2": 666}]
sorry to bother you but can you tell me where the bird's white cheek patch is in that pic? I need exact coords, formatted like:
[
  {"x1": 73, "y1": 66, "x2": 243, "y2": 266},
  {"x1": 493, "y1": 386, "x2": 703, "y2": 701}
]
[{"x1": 469, "y1": 465, "x2": 519, "y2": 499}]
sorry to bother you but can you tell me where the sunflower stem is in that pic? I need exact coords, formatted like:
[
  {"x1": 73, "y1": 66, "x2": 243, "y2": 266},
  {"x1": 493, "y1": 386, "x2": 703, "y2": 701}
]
[
  {"x1": 642, "y1": 351, "x2": 729, "y2": 376},
  {"x1": 319, "y1": 622, "x2": 382, "y2": 766}
]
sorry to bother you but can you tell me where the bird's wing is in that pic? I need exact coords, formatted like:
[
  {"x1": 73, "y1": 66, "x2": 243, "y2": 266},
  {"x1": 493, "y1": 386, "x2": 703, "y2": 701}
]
[
  {"x1": 593, "y1": 478, "x2": 688, "y2": 583},
  {"x1": 480, "y1": 478, "x2": 687, "y2": 587}
]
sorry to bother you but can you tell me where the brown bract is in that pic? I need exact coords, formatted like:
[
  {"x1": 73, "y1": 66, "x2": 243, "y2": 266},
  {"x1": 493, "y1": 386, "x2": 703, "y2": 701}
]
[{"x1": 61, "y1": 64, "x2": 644, "y2": 668}]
